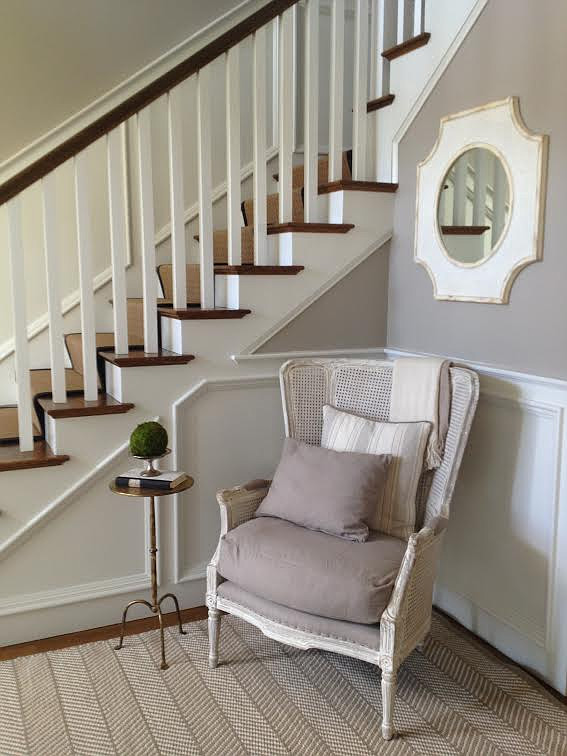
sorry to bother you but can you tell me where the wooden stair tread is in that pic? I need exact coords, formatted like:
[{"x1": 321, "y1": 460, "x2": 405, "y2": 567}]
[
  {"x1": 37, "y1": 394, "x2": 135, "y2": 419},
  {"x1": 0, "y1": 441, "x2": 69, "y2": 472},
  {"x1": 267, "y1": 222, "x2": 354, "y2": 234},
  {"x1": 441, "y1": 225, "x2": 490, "y2": 235},
  {"x1": 159, "y1": 308, "x2": 251, "y2": 320},
  {"x1": 99, "y1": 348, "x2": 195, "y2": 368},
  {"x1": 318, "y1": 180, "x2": 398, "y2": 194},
  {"x1": 382, "y1": 32, "x2": 431, "y2": 61},
  {"x1": 367, "y1": 94, "x2": 395, "y2": 112},
  {"x1": 214, "y1": 265, "x2": 304, "y2": 275}
]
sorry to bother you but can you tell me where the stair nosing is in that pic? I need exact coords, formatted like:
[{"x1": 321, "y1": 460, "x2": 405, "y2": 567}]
[
  {"x1": 318, "y1": 180, "x2": 398, "y2": 195},
  {"x1": 382, "y1": 32, "x2": 431, "y2": 61},
  {"x1": 267, "y1": 223, "x2": 354, "y2": 234}
]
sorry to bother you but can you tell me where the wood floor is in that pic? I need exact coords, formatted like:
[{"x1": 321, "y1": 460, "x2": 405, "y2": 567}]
[{"x1": 0, "y1": 605, "x2": 208, "y2": 662}]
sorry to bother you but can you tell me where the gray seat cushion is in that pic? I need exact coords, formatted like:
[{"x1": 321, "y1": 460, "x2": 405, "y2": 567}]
[
  {"x1": 217, "y1": 581, "x2": 381, "y2": 651},
  {"x1": 217, "y1": 517, "x2": 407, "y2": 624}
]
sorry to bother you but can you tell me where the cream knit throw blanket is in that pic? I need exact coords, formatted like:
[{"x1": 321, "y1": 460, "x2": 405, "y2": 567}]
[{"x1": 389, "y1": 357, "x2": 451, "y2": 469}]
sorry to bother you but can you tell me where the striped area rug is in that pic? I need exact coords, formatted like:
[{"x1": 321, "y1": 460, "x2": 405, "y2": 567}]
[{"x1": 0, "y1": 612, "x2": 565, "y2": 755}]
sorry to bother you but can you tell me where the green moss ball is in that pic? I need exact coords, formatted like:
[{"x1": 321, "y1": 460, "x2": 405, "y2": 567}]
[{"x1": 130, "y1": 421, "x2": 168, "y2": 457}]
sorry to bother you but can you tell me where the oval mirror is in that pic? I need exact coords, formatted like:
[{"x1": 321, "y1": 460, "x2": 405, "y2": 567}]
[{"x1": 437, "y1": 147, "x2": 511, "y2": 265}]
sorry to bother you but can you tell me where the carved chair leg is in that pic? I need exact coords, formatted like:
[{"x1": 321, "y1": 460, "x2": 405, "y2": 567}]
[
  {"x1": 208, "y1": 608, "x2": 221, "y2": 669},
  {"x1": 381, "y1": 669, "x2": 397, "y2": 740}
]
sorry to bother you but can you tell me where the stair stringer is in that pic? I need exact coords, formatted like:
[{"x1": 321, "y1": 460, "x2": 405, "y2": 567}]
[{"x1": 375, "y1": 0, "x2": 489, "y2": 181}]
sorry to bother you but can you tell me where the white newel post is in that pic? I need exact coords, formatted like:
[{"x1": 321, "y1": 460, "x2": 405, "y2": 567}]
[
  {"x1": 74, "y1": 150, "x2": 99, "y2": 401},
  {"x1": 107, "y1": 127, "x2": 129, "y2": 355},
  {"x1": 42, "y1": 172, "x2": 67, "y2": 403},
  {"x1": 226, "y1": 45, "x2": 241, "y2": 267},
  {"x1": 278, "y1": 8, "x2": 294, "y2": 223},
  {"x1": 329, "y1": 0, "x2": 345, "y2": 182},
  {"x1": 7, "y1": 197, "x2": 34, "y2": 451},
  {"x1": 136, "y1": 107, "x2": 159, "y2": 352},
  {"x1": 271, "y1": 16, "x2": 280, "y2": 149},
  {"x1": 353, "y1": 0, "x2": 369, "y2": 181},
  {"x1": 253, "y1": 27, "x2": 268, "y2": 265},
  {"x1": 197, "y1": 65, "x2": 215, "y2": 309},
  {"x1": 167, "y1": 85, "x2": 188, "y2": 311},
  {"x1": 304, "y1": 0, "x2": 319, "y2": 222}
]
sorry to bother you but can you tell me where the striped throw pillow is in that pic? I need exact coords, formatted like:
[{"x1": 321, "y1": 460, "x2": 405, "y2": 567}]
[{"x1": 321, "y1": 405, "x2": 430, "y2": 539}]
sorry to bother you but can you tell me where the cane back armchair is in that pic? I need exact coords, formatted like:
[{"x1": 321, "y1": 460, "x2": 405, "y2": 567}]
[{"x1": 206, "y1": 358, "x2": 479, "y2": 740}]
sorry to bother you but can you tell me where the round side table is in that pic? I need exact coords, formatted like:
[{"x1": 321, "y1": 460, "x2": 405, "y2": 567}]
[{"x1": 110, "y1": 476, "x2": 194, "y2": 670}]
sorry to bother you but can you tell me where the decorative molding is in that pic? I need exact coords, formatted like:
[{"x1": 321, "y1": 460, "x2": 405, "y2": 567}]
[
  {"x1": 241, "y1": 231, "x2": 393, "y2": 354},
  {"x1": 171, "y1": 374, "x2": 279, "y2": 583},
  {"x1": 0, "y1": 0, "x2": 267, "y2": 184},
  {"x1": 0, "y1": 572, "x2": 151, "y2": 617},
  {"x1": 384, "y1": 347, "x2": 567, "y2": 392},
  {"x1": 0, "y1": 416, "x2": 160, "y2": 562},
  {"x1": 232, "y1": 347, "x2": 385, "y2": 363},
  {"x1": 414, "y1": 98, "x2": 548, "y2": 303},
  {"x1": 177, "y1": 560, "x2": 209, "y2": 586},
  {"x1": 391, "y1": 0, "x2": 490, "y2": 182}
]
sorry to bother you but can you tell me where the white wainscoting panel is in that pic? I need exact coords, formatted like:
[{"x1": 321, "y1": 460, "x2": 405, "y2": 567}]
[
  {"x1": 386, "y1": 347, "x2": 567, "y2": 695},
  {"x1": 173, "y1": 377, "x2": 283, "y2": 584}
]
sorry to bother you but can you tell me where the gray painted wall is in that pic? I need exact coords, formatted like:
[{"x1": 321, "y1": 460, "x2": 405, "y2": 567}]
[
  {"x1": 259, "y1": 246, "x2": 389, "y2": 352},
  {"x1": 387, "y1": 0, "x2": 567, "y2": 378}
]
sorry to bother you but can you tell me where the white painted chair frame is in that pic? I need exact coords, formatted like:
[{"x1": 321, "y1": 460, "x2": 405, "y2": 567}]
[{"x1": 207, "y1": 358, "x2": 479, "y2": 740}]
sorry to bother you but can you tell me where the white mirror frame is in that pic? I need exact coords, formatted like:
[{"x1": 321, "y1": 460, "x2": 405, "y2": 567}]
[{"x1": 415, "y1": 97, "x2": 548, "y2": 304}]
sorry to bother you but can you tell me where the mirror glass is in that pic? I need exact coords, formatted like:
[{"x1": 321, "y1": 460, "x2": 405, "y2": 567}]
[{"x1": 437, "y1": 147, "x2": 511, "y2": 265}]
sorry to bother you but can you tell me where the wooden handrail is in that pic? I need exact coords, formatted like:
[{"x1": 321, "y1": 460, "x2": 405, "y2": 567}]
[{"x1": 0, "y1": 0, "x2": 300, "y2": 206}]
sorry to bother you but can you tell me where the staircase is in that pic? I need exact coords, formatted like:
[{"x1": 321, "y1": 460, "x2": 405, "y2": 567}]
[{"x1": 0, "y1": 0, "x2": 486, "y2": 640}]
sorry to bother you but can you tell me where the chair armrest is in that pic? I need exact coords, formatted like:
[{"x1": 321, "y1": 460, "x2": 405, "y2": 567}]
[
  {"x1": 216, "y1": 479, "x2": 271, "y2": 535},
  {"x1": 207, "y1": 479, "x2": 271, "y2": 608},
  {"x1": 379, "y1": 519, "x2": 447, "y2": 669}
]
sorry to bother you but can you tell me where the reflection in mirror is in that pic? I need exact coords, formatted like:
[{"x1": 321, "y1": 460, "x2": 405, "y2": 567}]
[{"x1": 437, "y1": 147, "x2": 510, "y2": 265}]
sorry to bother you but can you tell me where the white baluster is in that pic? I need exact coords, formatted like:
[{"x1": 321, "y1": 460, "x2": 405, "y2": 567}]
[
  {"x1": 278, "y1": 8, "x2": 294, "y2": 223},
  {"x1": 492, "y1": 154, "x2": 505, "y2": 247},
  {"x1": 304, "y1": 0, "x2": 319, "y2": 222},
  {"x1": 197, "y1": 66, "x2": 215, "y2": 308},
  {"x1": 369, "y1": 0, "x2": 379, "y2": 97},
  {"x1": 226, "y1": 46, "x2": 241, "y2": 267},
  {"x1": 42, "y1": 173, "x2": 67, "y2": 403},
  {"x1": 353, "y1": 0, "x2": 369, "y2": 180},
  {"x1": 397, "y1": 0, "x2": 406, "y2": 44},
  {"x1": 452, "y1": 157, "x2": 466, "y2": 226},
  {"x1": 167, "y1": 86, "x2": 188, "y2": 310},
  {"x1": 291, "y1": 5, "x2": 298, "y2": 153},
  {"x1": 473, "y1": 149, "x2": 488, "y2": 226},
  {"x1": 271, "y1": 17, "x2": 280, "y2": 148},
  {"x1": 136, "y1": 108, "x2": 159, "y2": 351},
  {"x1": 376, "y1": 0, "x2": 390, "y2": 99},
  {"x1": 74, "y1": 150, "x2": 99, "y2": 401},
  {"x1": 253, "y1": 28, "x2": 268, "y2": 264},
  {"x1": 413, "y1": 0, "x2": 425, "y2": 36},
  {"x1": 7, "y1": 198, "x2": 34, "y2": 451},
  {"x1": 329, "y1": 0, "x2": 345, "y2": 182},
  {"x1": 107, "y1": 127, "x2": 129, "y2": 355}
]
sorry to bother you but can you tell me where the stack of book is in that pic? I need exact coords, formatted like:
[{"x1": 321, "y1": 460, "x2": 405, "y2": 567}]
[{"x1": 115, "y1": 469, "x2": 188, "y2": 490}]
